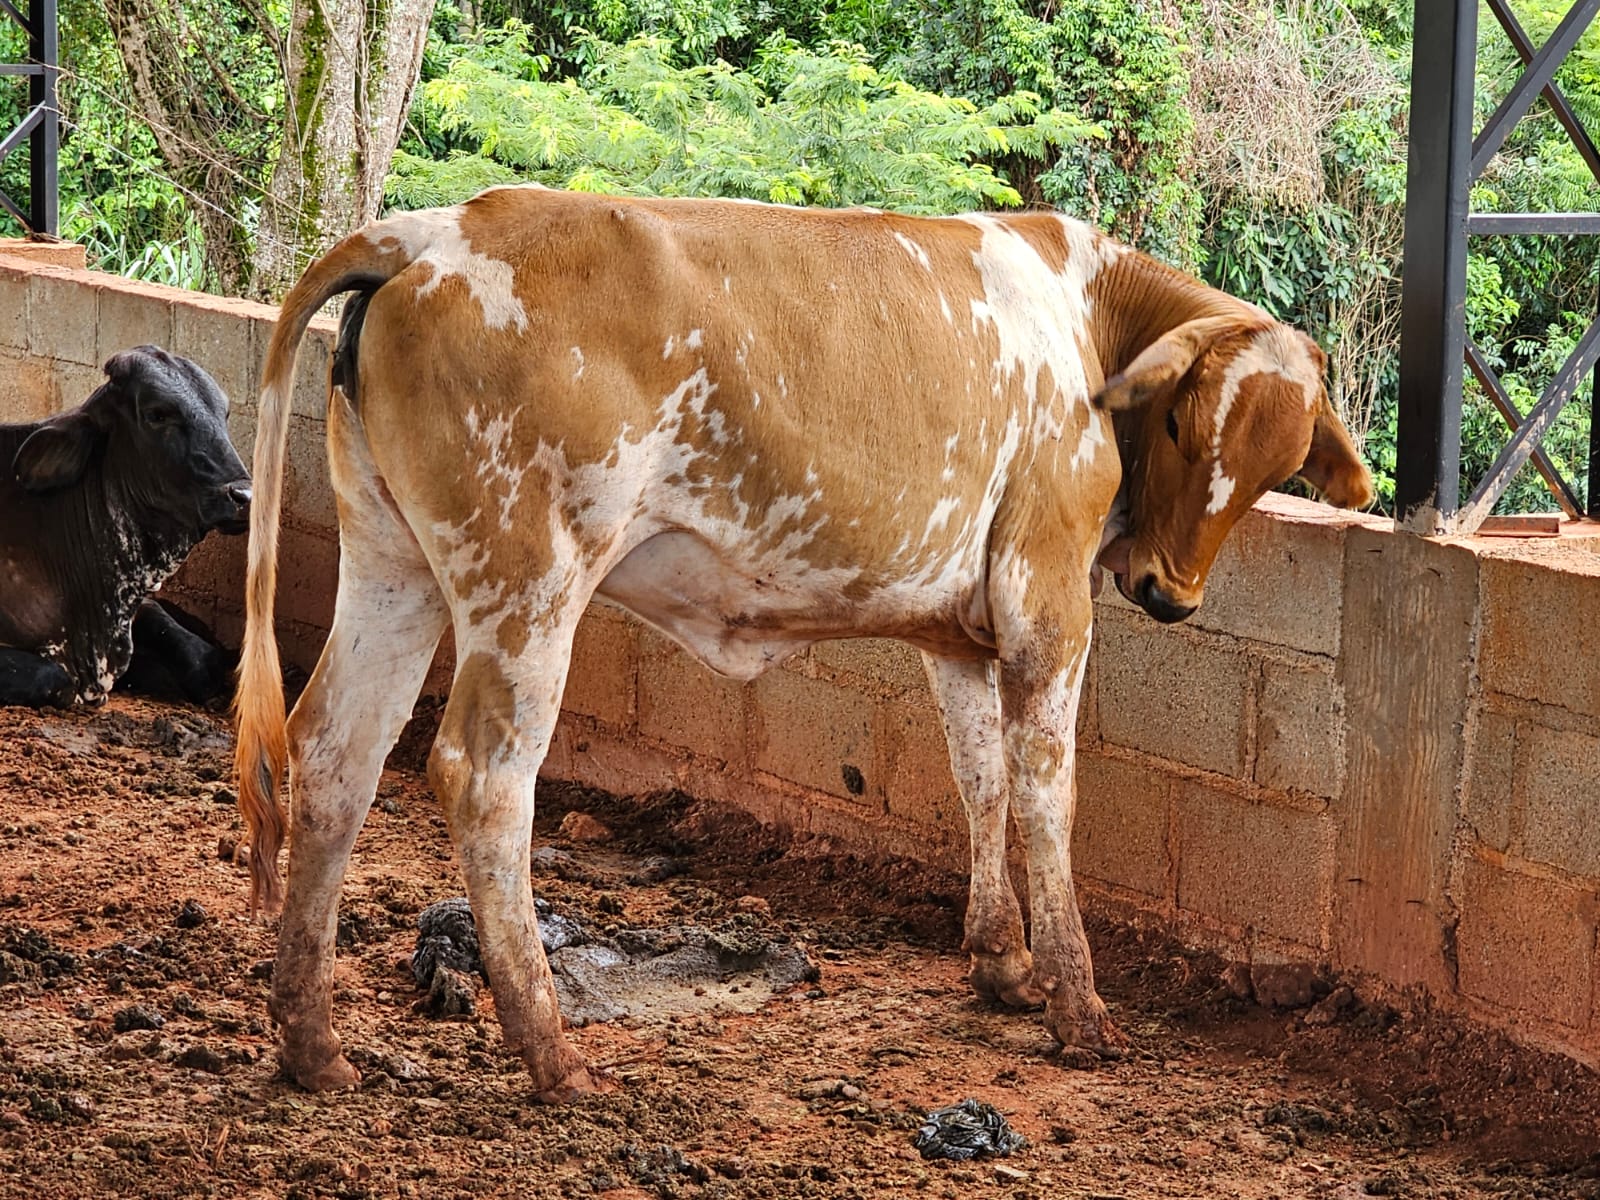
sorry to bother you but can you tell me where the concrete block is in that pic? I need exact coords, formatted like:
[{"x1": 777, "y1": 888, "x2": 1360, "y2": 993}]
[
  {"x1": 28, "y1": 271, "x2": 98, "y2": 364},
  {"x1": 95, "y1": 279, "x2": 175, "y2": 365},
  {"x1": 562, "y1": 608, "x2": 637, "y2": 729},
  {"x1": 1096, "y1": 611, "x2": 1251, "y2": 778},
  {"x1": 880, "y1": 700, "x2": 960, "y2": 829},
  {"x1": 810, "y1": 638, "x2": 931, "y2": 702},
  {"x1": 0, "y1": 349, "x2": 63, "y2": 420},
  {"x1": 1174, "y1": 781, "x2": 1332, "y2": 945},
  {"x1": 1515, "y1": 722, "x2": 1600, "y2": 878},
  {"x1": 1481, "y1": 553, "x2": 1600, "y2": 721},
  {"x1": 0, "y1": 275, "x2": 25, "y2": 350},
  {"x1": 752, "y1": 667, "x2": 879, "y2": 805},
  {"x1": 289, "y1": 324, "x2": 335, "y2": 421},
  {"x1": 173, "y1": 295, "x2": 263, "y2": 409},
  {"x1": 283, "y1": 413, "x2": 337, "y2": 534},
  {"x1": 274, "y1": 529, "x2": 340, "y2": 641},
  {"x1": 1255, "y1": 658, "x2": 1342, "y2": 798},
  {"x1": 163, "y1": 531, "x2": 249, "y2": 619},
  {"x1": 1334, "y1": 528, "x2": 1477, "y2": 994},
  {"x1": 637, "y1": 629, "x2": 747, "y2": 762},
  {"x1": 1455, "y1": 857, "x2": 1595, "y2": 1030},
  {"x1": 0, "y1": 239, "x2": 86, "y2": 268},
  {"x1": 52, "y1": 361, "x2": 109, "y2": 414},
  {"x1": 1192, "y1": 500, "x2": 1350, "y2": 657},
  {"x1": 1462, "y1": 709, "x2": 1516, "y2": 853},
  {"x1": 1073, "y1": 753, "x2": 1170, "y2": 898},
  {"x1": 227, "y1": 400, "x2": 259, "y2": 463}
]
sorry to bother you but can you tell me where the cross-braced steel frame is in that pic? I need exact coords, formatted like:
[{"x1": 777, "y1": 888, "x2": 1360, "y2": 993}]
[
  {"x1": 0, "y1": 0, "x2": 56, "y2": 236},
  {"x1": 1397, "y1": 0, "x2": 1600, "y2": 533}
]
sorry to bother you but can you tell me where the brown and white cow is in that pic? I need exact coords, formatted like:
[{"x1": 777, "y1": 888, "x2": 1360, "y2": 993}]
[{"x1": 235, "y1": 186, "x2": 1372, "y2": 1101}]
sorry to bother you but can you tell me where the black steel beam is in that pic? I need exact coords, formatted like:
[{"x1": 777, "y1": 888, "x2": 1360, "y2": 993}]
[
  {"x1": 1472, "y1": 0, "x2": 1600, "y2": 181},
  {"x1": 1591, "y1": 325, "x2": 1600, "y2": 517},
  {"x1": 1468, "y1": 212, "x2": 1600, "y2": 234},
  {"x1": 1486, "y1": 0, "x2": 1600, "y2": 184},
  {"x1": 1396, "y1": 0, "x2": 1478, "y2": 532},
  {"x1": 1458, "y1": 311, "x2": 1600, "y2": 528},
  {"x1": 0, "y1": 1, "x2": 25, "y2": 29},
  {"x1": 1464, "y1": 338, "x2": 1584, "y2": 516},
  {"x1": 30, "y1": 0, "x2": 57, "y2": 234},
  {"x1": 0, "y1": 64, "x2": 44, "y2": 75}
]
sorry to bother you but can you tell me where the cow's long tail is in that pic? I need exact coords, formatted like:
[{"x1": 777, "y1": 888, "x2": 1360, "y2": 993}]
[{"x1": 233, "y1": 222, "x2": 417, "y2": 914}]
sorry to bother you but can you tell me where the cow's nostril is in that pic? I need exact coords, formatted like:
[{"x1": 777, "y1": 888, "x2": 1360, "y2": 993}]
[
  {"x1": 1140, "y1": 579, "x2": 1197, "y2": 624},
  {"x1": 227, "y1": 482, "x2": 253, "y2": 507}
]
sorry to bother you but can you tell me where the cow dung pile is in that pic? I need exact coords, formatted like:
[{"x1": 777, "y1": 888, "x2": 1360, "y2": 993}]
[{"x1": 411, "y1": 897, "x2": 818, "y2": 1024}]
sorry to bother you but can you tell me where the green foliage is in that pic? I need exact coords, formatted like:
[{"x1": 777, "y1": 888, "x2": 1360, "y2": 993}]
[
  {"x1": 901, "y1": 0, "x2": 1198, "y2": 262},
  {"x1": 391, "y1": 27, "x2": 1096, "y2": 213}
]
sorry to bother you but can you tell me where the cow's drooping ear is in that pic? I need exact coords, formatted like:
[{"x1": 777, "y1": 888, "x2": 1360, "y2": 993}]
[
  {"x1": 1296, "y1": 395, "x2": 1376, "y2": 510},
  {"x1": 1092, "y1": 316, "x2": 1251, "y2": 411},
  {"x1": 12, "y1": 408, "x2": 104, "y2": 492}
]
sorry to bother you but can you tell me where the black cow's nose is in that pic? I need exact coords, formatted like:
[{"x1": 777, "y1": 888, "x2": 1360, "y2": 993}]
[
  {"x1": 1136, "y1": 576, "x2": 1197, "y2": 624},
  {"x1": 227, "y1": 482, "x2": 253, "y2": 508}
]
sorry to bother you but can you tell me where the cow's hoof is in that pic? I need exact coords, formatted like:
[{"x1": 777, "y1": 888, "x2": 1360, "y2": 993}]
[
  {"x1": 1046, "y1": 1002, "x2": 1128, "y2": 1061},
  {"x1": 969, "y1": 951, "x2": 1045, "y2": 1009},
  {"x1": 532, "y1": 1064, "x2": 616, "y2": 1105},
  {"x1": 285, "y1": 1051, "x2": 361, "y2": 1092}
]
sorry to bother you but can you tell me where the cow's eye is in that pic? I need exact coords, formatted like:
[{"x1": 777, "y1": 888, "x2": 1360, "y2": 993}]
[
  {"x1": 1165, "y1": 409, "x2": 1180, "y2": 443},
  {"x1": 142, "y1": 405, "x2": 180, "y2": 428}
]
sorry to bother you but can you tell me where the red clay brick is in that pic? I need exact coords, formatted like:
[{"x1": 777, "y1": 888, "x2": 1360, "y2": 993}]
[
  {"x1": 1455, "y1": 857, "x2": 1595, "y2": 1030},
  {"x1": 1174, "y1": 781, "x2": 1333, "y2": 946},
  {"x1": 637, "y1": 629, "x2": 747, "y2": 762}
]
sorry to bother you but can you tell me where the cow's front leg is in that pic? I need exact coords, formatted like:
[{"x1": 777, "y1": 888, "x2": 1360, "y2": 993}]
[
  {"x1": 0, "y1": 648, "x2": 75, "y2": 707},
  {"x1": 123, "y1": 599, "x2": 233, "y2": 704},
  {"x1": 427, "y1": 618, "x2": 608, "y2": 1104},
  {"x1": 923, "y1": 652, "x2": 1041, "y2": 1009},
  {"x1": 994, "y1": 570, "x2": 1123, "y2": 1057}
]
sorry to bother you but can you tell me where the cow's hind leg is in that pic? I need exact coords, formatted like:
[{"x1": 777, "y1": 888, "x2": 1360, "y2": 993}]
[
  {"x1": 428, "y1": 614, "x2": 604, "y2": 1103},
  {"x1": 922, "y1": 653, "x2": 1041, "y2": 1009},
  {"x1": 271, "y1": 414, "x2": 450, "y2": 1090}
]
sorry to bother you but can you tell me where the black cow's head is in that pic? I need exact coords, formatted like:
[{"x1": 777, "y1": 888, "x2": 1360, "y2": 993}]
[{"x1": 12, "y1": 346, "x2": 252, "y2": 536}]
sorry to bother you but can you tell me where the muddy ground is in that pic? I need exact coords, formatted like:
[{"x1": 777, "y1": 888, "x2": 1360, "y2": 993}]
[{"x1": 0, "y1": 696, "x2": 1597, "y2": 1200}]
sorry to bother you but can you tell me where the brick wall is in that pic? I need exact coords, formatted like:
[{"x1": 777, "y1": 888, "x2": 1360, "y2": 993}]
[{"x1": 3, "y1": 252, "x2": 1597, "y2": 1068}]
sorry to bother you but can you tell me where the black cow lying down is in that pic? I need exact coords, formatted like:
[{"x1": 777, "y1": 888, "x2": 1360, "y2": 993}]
[{"x1": 0, "y1": 346, "x2": 251, "y2": 707}]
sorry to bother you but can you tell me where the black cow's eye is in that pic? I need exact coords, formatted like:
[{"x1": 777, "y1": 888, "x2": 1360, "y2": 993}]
[
  {"x1": 1165, "y1": 408, "x2": 1180, "y2": 443},
  {"x1": 142, "y1": 405, "x2": 179, "y2": 428}
]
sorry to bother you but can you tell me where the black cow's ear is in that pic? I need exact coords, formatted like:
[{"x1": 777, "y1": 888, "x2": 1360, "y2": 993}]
[{"x1": 13, "y1": 412, "x2": 99, "y2": 491}]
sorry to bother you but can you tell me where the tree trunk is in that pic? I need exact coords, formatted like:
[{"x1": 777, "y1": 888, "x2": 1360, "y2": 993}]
[
  {"x1": 253, "y1": 0, "x2": 436, "y2": 301},
  {"x1": 107, "y1": 0, "x2": 277, "y2": 296}
]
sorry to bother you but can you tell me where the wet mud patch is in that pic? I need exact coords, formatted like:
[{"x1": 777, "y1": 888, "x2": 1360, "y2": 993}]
[{"x1": 0, "y1": 697, "x2": 1598, "y2": 1199}]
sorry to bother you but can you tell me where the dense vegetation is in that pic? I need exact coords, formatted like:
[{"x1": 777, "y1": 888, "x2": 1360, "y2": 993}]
[{"x1": 4, "y1": 0, "x2": 1599, "y2": 513}]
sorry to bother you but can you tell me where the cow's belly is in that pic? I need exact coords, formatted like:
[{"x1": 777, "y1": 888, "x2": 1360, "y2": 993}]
[{"x1": 594, "y1": 530, "x2": 985, "y2": 680}]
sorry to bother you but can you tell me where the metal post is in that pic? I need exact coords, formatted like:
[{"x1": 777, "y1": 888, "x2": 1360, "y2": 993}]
[
  {"x1": 29, "y1": 0, "x2": 57, "y2": 235},
  {"x1": 1395, "y1": 0, "x2": 1478, "y2": 534},
  {"x1": 1590, "y1": 280, "x2": 1600, "y2": 517}
]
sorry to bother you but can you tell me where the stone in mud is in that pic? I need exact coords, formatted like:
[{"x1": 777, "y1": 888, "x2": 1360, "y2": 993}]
[
  {"x1": 112, "y1": 1004, "x2": 164, "y2": 1033},
  {"x1": 558, "y1": 811, "x2": 613, "y2": 842}
]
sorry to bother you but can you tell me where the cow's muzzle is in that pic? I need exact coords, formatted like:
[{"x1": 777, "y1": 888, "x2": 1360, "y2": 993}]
[
  {"x1": 1127, "y1": 575, "x2": 1197, "y2": 624},
  {"x1": 213, "y1": 480, "x2": 252, "y2": 535}
]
